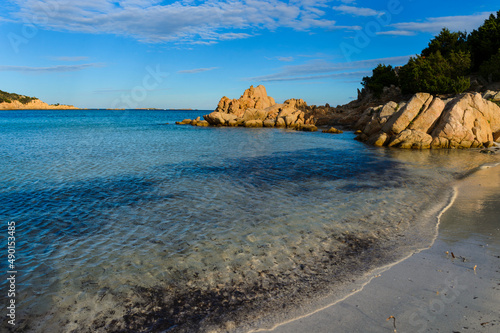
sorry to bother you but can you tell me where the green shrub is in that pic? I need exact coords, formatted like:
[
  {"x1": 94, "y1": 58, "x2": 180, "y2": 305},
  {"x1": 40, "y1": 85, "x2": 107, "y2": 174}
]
[
  {"x1": 361, "y1": 10, "x2": 500, "y2": 95},
  {"x1": 422, "y1": 28, "x2": 468, "y2": 58},
  {"x1": 0, "y1": 90, "x2": 37, "y2": 104},
  {"x1": 480, "y1": 48, "x2": 500, "y2": 82},
  {"x1": 399, "y1": 51, "x2": 471, "y2": 95},
  {"x1": 468, "y1": 11, "x2": 500, "y2": 70},
  {"x1": 361, "y1": 64, "x2": 399, "y2": 97}
]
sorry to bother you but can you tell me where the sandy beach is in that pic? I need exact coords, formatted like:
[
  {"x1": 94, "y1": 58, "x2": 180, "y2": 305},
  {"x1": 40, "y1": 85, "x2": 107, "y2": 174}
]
[{"x1": 254, "y1": 164, "x2": 500, "y2": 333}]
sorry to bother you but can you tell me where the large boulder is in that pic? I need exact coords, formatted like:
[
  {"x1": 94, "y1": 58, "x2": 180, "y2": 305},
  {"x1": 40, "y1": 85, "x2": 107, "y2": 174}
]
[
  {"x1": 243, "y1": 119, "x2": 264, "y2": 127},
  {"x1": 382, "y1": 93, "x2": 433, "y2": 135},
  {"x1": 431, "y1": 93, "x2": 500, "y2": 148},
  {"x1": 242, "y1": 108, "x2": 268, "y2": 121},
  {"x1": 263, "y1": 119, "x2": 276, "y2": 127},
  {"x1": 367, "y1": 132, "x2": 390, "y2": 147},
  {"x1": 203, "y1": 112, "x2": 238, "y2": 126},
  {"x1": 408, "y1": 98, "x2": 446, "y2": 133},
  {"x1": 357, "y1": 92, "x2": 500, "y2": 149},
  {"x1": 275, "y1": 117, "x2": 286, "y2": 128},
  {"x1": 483, "y1": 90, "x2": 500, "y2": 102},
  {"x1": 388, "y1": 129, "x2": 433, "y2": 149}
]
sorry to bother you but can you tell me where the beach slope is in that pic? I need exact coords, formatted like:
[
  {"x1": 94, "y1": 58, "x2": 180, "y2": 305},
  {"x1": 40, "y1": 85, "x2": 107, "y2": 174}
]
[{"x1": 256, "y1": 165, "x2": 500, "y2": 333}]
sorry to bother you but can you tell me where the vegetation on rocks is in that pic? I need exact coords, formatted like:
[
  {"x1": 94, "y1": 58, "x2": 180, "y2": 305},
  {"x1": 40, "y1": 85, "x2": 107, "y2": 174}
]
[
  {"x1": 362, "y1": 11, "x2": 500, "y2": 95},
  {"x1": 0, "y1": 89, "x2": 37, "y2": 104},
  {"x1": 361, "y1": 64, "x2": 399, "y2": 97}
]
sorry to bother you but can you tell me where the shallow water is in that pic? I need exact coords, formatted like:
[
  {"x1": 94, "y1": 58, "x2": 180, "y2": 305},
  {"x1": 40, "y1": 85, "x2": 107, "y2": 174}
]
[{"x1": 1, "y1": 110, "x2": 499, "y2": 332}]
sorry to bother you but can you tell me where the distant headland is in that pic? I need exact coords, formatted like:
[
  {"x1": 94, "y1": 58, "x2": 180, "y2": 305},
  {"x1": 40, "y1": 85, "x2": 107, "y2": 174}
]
[{"x1": 0, "y1": 89, "x2": 79, "y2": 110}]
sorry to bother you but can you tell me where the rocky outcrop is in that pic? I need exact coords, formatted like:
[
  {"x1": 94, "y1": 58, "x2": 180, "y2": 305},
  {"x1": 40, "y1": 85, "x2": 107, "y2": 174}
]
[
  {"x1": 0, "y1": 99, "x2": 78, "y2": 110},
  {"x1": 202, "y1": 85, "x2": 313, "y2": 129},
  {"x1": 322, "y1": 127, "x2": 343, "y2": 134},
  {"x1": 215, "y1": 85, "x2": 275, "y2": 117},
  {"x1": 175, "y1": 117, "x2": 209, "y2": 127},
  {"x1": 355, "y1": 92, "x2": 500, "y2": 149}
]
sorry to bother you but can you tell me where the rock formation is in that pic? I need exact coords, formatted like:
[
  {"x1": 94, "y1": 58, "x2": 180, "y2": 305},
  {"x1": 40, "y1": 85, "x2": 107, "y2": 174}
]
[
  {"x1": 178, "y1": 83, "x2": 500, "y2": 150},
  {"x1": 203, "y1": 85, "x2": 317, "y2": 129},
  {"x1": 355, "y1": 92, "x2": 500, "y2": 149}
]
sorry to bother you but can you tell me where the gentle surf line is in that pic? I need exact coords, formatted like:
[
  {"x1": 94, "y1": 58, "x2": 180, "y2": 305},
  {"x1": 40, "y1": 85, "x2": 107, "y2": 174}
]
[{"x1": 249, "y1": 177, "x2": 461, "y2": 333}]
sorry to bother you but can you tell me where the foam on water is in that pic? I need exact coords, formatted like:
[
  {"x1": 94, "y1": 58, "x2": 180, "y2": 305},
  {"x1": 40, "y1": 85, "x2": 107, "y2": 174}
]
[{"x1": 1, "y1": 110, "x2": 499, "y2": 332}]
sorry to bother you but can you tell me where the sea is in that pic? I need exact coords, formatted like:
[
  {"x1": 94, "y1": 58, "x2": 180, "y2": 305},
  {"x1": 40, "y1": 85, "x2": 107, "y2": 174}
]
[{"x1": 1, "y1": 110, "x2": 499, "y2": 332}]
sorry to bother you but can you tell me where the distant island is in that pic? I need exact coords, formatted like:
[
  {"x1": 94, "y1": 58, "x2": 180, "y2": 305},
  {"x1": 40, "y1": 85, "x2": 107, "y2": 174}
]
[{"x1": 0, "y1": 89, "x2": 78, "y2": 110}]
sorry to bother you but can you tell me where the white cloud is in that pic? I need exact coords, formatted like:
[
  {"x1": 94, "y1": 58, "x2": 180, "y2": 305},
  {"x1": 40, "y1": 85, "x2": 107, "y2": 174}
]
[
  {"x1": 276, "y1": 56, "x2": 294, "y2": 62},
  {"x1": 332, "y1": 5, "x2": 383, "y2": 17},
  {"x1": 2, "y1": 0, "x2": 349, "y2": 44},
  {"x1": 376, "y1": 30, "x2": 416, "y2": 36},
  {"x1": 385, "y1": 12, "x2": 493, "y2": 35},
  {"x1": 0, "y1": 63, "x2": 104, "y2": 72},
  {"x1": 257, "y1": 70, "x2": 372, "y2": 82},
  {"x1": 50, "y1": 56, "x2": 90, "y2": 62},
  {"x1": 249, "y1": 55, "x2": 411, "y2": 82},
  {"x1": 178, "y1": 67, "x2": 218, "y2": 74}
]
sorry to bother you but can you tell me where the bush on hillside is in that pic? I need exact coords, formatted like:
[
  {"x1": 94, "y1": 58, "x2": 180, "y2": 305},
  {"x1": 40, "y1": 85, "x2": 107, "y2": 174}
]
[
  {"x1": 421, "y1": 28, "x2": 468, "y2": 58},
  {"x1": 0, "y1": 90, "x2": 37, "y2": 104},
  {"x1": 468, "y1": 11, "x2": 500, "y2": 70},
  {"x1": 361, "y1": 64, "x2": 399, "y2": 97},
  {"x1": 361, "y1": 10, "x2": 500, "y2": 96},
  {"x1": 398, "y1": 51, "x2": 471, "y2": 95},
  {"x1": 480, "y1": 48, "x2": 500, "y2": 82}
]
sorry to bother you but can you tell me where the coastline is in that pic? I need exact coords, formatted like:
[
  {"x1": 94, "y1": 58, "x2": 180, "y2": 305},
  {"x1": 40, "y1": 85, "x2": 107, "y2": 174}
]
[
  {"x1": 252, "y1": 163, "x2": 500, "y2": 333},
  {"x1": 3, "y1": 110, "x2": 500, "y2": 332}
]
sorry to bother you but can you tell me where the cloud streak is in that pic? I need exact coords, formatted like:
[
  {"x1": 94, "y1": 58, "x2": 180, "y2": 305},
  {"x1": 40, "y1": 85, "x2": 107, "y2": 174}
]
[
  {"x1": 249, "y1": 55, "x2": 411, "y2": 82},
  {"x1": 2, "y1": 0, "x2": 360, "y2": 44},
  {"x1": 258, "y1": 70, "x2": 372, "y2": 82},
  {"x1": 177, "y1": 67, "x2": 218, "y2": 74},
  {"x1": 376, "y1": 30, "x2": 416, "y2": 36},
  {"x1": 0, "y1": 63, "x2": 104, "y2": 72},
  {"x1": 332, "y1": 5, "x2": 384, "y2": 17},
  {"x1": 50, "y1": 56, "x2": 90, "y2": 62},
  {"x1": 380, "y1": 12, "x2": 494, "y2": 35},
  {"x1": 276, "y1": 56, "x2": 294, "y2": 62}
]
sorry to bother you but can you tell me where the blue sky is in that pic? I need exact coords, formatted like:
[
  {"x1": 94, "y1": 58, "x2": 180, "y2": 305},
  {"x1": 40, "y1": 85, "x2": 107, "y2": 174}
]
[{"x1": 0, "y1": 0, "x2": 498, "y2": 109}]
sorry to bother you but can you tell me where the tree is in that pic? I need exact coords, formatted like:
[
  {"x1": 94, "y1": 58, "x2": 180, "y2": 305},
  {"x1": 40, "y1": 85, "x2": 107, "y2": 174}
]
[
  {"x1": 468, "y1": 11, "x2": 500, "y2": 70},
  {"x1": 361, "y1": 64, "x2": 399, "y2": 97},
  {"x1": 421, "y1": 28, "x2": 468, "y2": 58},
  {"x1": 399, "y1": 51, "x2": 470, "y2": 95},
  {"x1": 480, "y1": 48, "x2": 500, "y2": 82}
]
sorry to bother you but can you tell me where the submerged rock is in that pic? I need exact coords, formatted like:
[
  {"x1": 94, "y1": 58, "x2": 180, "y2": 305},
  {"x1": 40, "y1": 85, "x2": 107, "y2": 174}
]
[
  {"x1": 322, "y1": 127, "x2": 343, "y2": 134},
  {"x1": 296, "y1": 124, "x2": 318, "y2": 132},
  {"x1": 175, "y1": 119, "x2": 192, "y2": 125}
]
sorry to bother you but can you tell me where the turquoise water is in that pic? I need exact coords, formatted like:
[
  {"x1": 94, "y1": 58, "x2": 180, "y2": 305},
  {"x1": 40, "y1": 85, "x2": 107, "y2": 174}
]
[{"x1": 1, "y1": 110, "x2": 498, "y2": 332}]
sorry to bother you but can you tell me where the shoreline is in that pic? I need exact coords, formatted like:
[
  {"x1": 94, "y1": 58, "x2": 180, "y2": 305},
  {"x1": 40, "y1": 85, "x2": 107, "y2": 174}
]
[{"x1": 252, "y1": 163, "x2": 500, "y2": 333}]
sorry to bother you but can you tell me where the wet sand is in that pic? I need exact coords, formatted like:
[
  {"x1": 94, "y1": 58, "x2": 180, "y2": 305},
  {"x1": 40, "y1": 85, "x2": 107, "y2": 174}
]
[{"x1": 254, "y1": 164, "x2": 500, "y2": 333}]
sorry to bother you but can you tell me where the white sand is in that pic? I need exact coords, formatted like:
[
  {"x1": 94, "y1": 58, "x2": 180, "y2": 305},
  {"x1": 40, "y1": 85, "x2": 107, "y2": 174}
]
[{"x1": 253, "y1": 165, "x2": 500, "y2": 333}]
